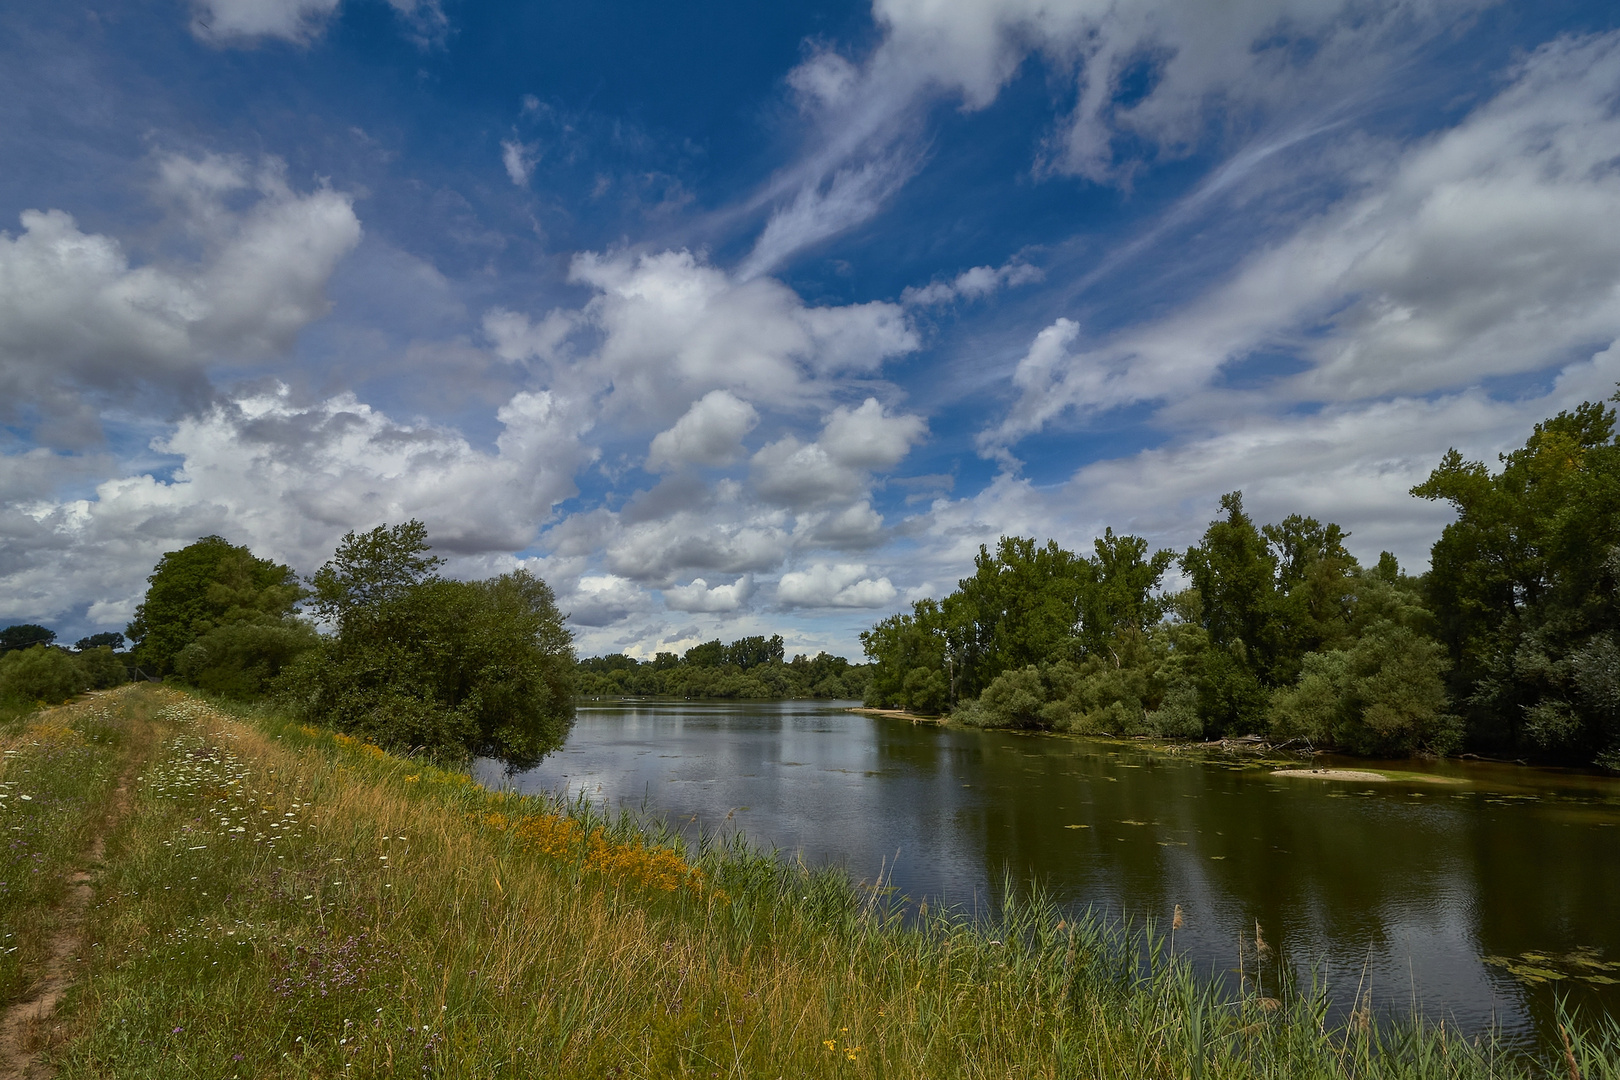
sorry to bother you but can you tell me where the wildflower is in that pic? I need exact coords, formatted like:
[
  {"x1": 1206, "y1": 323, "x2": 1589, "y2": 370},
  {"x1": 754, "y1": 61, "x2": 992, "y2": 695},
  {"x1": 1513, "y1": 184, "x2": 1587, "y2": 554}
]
[{"x1": 823, "y1": 1040, "x2": 836, "y2": 1051}]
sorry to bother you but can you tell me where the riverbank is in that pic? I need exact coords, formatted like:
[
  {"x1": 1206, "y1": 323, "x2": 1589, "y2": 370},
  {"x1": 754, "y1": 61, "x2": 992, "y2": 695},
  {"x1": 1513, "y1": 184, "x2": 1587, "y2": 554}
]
[{"x1": 5, "y1": 685, "x2": 1615, "y2": 1077}]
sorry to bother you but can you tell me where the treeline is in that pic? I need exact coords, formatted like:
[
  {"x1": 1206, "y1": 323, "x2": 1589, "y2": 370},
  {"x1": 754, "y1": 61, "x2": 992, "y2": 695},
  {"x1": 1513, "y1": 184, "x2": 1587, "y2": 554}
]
[
  {"x1": 863, "y1": 394, "x2": 1620, "y2": 769},
  {"x1": 577, "y1": 636, "x2": 871, "y2": 700},
  {"x1": 5, "y1": 523, "x2": 577, "y2": 768}
]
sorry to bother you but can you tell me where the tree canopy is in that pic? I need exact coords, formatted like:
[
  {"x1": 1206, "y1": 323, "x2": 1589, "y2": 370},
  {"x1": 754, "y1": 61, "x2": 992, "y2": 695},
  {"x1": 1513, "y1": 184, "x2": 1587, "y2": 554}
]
[{"x1": 283, "y1": 522, "x2": 576, "y2": 768}]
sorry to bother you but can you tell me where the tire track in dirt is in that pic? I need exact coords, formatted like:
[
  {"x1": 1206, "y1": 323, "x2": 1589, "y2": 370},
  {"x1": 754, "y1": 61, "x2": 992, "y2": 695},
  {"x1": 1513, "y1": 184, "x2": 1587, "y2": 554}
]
[{"x1": 0, "y1": 695, "x2": 154, "y2": 1080}]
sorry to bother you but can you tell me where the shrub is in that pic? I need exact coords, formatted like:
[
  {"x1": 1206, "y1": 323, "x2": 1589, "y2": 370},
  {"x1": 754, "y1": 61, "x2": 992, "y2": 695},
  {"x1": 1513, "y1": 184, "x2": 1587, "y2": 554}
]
[{"x1": 0, "y1": 645, "x2": 82, "y2": 704}]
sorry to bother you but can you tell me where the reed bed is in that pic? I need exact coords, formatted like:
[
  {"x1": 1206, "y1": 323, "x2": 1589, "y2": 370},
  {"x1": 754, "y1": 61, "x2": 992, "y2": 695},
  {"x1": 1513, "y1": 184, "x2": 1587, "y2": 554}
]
[{"x1": 33, "y1": 686, "x2": 1620, "y2": 1078}]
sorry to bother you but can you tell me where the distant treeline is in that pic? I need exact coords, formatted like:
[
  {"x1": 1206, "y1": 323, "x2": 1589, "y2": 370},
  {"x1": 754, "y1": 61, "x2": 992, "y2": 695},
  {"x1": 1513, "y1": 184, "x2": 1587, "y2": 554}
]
[
  {"x1": 577, "y1": 636, "x2": 871, "y2": 700},
  {"x1": 863, "y1": 393, "x2": 1620, "y2": 770}
]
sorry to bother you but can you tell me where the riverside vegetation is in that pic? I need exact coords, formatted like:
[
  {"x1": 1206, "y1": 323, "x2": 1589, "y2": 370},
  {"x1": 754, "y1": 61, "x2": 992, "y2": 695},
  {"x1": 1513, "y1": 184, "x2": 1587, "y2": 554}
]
[
  {"x1": 861, "y1": 393, "x2": 1620, "y2": 771},
  {"x1": 4, "y1": 684, "x2": 1617, "y2": 1078}
]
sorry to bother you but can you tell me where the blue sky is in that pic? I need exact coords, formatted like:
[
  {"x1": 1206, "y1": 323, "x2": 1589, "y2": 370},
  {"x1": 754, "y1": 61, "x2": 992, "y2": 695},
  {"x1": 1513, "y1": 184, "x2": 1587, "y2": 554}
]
[{"x1": 4, "y1": 0, "x2": 1620, "y2": 659}]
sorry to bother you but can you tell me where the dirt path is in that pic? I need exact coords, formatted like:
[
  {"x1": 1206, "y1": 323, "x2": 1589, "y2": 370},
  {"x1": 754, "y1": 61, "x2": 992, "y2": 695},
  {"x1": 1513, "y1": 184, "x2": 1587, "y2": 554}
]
[{"x1": 0, "y1": 701, "x2": 154, "y2": 1080}]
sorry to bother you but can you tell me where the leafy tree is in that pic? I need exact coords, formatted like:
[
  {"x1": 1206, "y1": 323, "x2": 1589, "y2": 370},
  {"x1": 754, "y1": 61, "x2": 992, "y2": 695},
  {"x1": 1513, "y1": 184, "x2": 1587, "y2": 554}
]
[
  {"x1": 1414, "y1": 396, "x2": 1620, "y2": 765},
  {"x1": 683, "y1": 639, "x2": 725, "y2": 668},
  {"x1": 176, "y1": 621, "x2": 320, "y2": 698},
  {"x1": 1180, "y1": 493, "x2": 1279, "y2": 733},
  {"x1": 945, "y1": 537, "x2": 1093, "y2": 697},
  {"x1": 861, "y1": 599, "x2": 948, "y2": 709},
  {"x1": 74, "y1": 632, "x2": 125, "y2": 652},
  {"x1": 309, "y1": 521, "x2": 443, "y2": 628},
  {"x1": 1270, "y1": 617, "x2": 1457, "y2": 756},
  {"x1": 1080, "y1": 529, "x2": 1176, "y2": 657},
  {"x1": 76, "y1": 646, "x2": 130, "y2": 690},
  {"x1": 0, "y1": 646, "x2": 81, "y2": 704},
  {"x1": 724, "y1": 634, "x2": 785, "y2": 669},
  {"x1": 0, "y1": 624, "x2": 55, "y2": 653},
  {"x1": 127, "y1": 536, "x2": 306, "y2": 675},
  {"x1": 284, "y1": 523, "x2": 575, "y2": 768}
]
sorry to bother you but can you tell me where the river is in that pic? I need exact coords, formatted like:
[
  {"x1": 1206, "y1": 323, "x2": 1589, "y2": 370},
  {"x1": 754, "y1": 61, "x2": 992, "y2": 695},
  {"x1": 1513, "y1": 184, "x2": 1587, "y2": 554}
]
[{"x1": 474, "y1": 698, "x2": 1620, "y2": 1051}]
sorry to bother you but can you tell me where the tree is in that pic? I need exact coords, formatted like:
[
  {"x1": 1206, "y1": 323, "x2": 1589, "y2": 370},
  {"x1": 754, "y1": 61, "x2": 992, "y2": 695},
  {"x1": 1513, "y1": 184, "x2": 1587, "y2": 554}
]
[
  {"x1": 0, "y1": 646, "x2": 81, "y2": 704},
  {"x1": 74, "y1": 632, "x2": 125, "y2": 652},
  {"x1": 0, "y1": 625, "x2": 55, "y2": 653},
  {"x1": 1181, "y1": 493, "x2": 1279, "y2": 733},
  {"x1": 127, "y1": 536, "x2": 306, "y2": 675},
  {"x1": 309, "y1": 521, "x2": 443, "y2": 629},
  {"x1": 861, "y1": 599, "x2": 948, "y2": 709},
  {"x1": 1413, "y1": 396, "x2": 1620, "y2": 765},
  {"x1": 76, "y1": 647, "x2": 129, "y2": 690},
  {"x1": 945, "y1": 537, "x2": 1094, "y2": 698},
  {"x1": 284, "y1": 524, "x2": 575, "y2": 768},
  {"x1": 683, "y1": 639, "x2": 725, "y2": 668},
  {"x1": 1081, "y1": 528, "x2": 1176, "y2": 656}
]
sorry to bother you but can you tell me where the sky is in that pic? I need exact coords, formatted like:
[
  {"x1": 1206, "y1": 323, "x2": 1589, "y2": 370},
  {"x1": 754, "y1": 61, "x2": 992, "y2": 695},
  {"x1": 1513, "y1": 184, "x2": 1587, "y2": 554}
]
[{"x1": 4, "y1": 0, "x2": 1620, "y2": 660}]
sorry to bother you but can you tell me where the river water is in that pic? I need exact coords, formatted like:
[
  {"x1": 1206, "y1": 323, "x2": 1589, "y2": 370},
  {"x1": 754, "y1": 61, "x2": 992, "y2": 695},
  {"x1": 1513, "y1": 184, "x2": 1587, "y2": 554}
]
[{"x1": 474, "y1": 698, "x2": 1620, "y2": 1050}]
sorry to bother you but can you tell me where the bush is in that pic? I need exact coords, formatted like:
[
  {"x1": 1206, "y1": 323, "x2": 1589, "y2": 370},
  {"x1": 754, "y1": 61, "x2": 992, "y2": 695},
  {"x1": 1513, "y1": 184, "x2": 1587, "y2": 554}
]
[
  {"x1": 76, "y1": 646, "x2": 130, "y2": 690},
  {"x1": 0, "y1": 646, "x2": 82, "y2": 704},
  {"x1": 1270, "y1": 621, "x2": 1459, "y2": 756},
  {"x1": 175, "y1": 620, "x2": 319, "y2": 699}
]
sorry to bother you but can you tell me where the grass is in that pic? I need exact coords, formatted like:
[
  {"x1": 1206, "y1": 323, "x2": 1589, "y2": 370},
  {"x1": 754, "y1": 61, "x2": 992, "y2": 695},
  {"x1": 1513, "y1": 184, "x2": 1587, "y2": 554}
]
[
  {"x1": 9, "y1": 684, "x2": 1616, "y2": 1078},
  {"x1": 0, "y1": 691, "x2": 139, "y2": 1009}
]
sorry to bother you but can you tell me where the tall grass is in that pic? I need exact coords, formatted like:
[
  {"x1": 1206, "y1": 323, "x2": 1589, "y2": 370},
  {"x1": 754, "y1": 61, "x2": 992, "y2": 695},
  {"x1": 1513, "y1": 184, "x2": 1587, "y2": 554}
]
[
  {"x1": 0, "y1": 691, "x2": 136, "y2": 1011},
  {"x1": 44, "y1": 687, "x2": 1620, "y2": 1078}
]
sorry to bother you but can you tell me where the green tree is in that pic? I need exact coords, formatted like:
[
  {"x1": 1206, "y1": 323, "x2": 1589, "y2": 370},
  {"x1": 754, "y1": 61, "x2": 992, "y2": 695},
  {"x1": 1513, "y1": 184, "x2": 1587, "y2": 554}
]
[
  {"x1": 1181, "y1": 493, "x2": 1279, "y2": 733},
  {"x1": 76, "y1": 646, "x2": 130, "y2": 690},
  {"x1": 0, "y1": 646, "x2": 82, "y2": 704},
  {"x1": 74, "y1": 632, "x2": 125, "y2": 652},
  {"x1": 861, "y1": 599, "x2": 948, "y2": 709},
  {"x1": 1413, "y1": 396, "x2": 1620, "y2": 764},
  {"x1": 1080, "y1": 529, "x2": 1176, "y2": 657},
  {"x1": 0, "y1": 625, "x2": 55, "y2": 653},
  {"x1": 683, "y1": 640, "x2": 725, "y2": 668},
  {"x1": 945, "y1": 537, "x2": 1093, "y2": 698},
  {"x1": 285, "y1": 524, "x2": 575, "y2": 768},
  {"x1": 309, "y1": 521, "x2": 443, "y2": 629},
  {"x1": 127, "y1": 536, "x2": 306, "y2": 675}
]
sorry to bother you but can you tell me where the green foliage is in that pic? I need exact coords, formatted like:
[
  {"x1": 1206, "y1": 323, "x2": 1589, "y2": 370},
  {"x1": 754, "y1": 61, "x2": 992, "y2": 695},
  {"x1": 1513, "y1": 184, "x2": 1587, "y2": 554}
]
[
  {"x1": 0, "y1": 624, "x2": 56, "y2": 653},
  {"x1": 127, "y1": 536, "x2": 307, "y2": 676},
  {"x1": 74, "y1": 632, "x2": 125, "y2": 652},
  {"x1": 861, "y1": 599, "x2": 948, "y2": 708},
  {"x1": 1414, "y1": 395, "x2": 1620, "y2": 765},
  {"x1": 175, "y1": 620, "x2": 319, "y2": 698},
  {"x1": 76, "y1": 646, "x2": 130, "y2": 691},
  {"x1": 284, "y1": 523, "x2": 575, "y2": 768},
  {"x1": 1270, "y1": 616, "x2": 1458, "y2": 756},
  {"x1": 945, "y1": 537, "x2": 1096, "y2": 697},
  {"x1": 0, "y1": 646, "x2": 82, "y2": 704},
  {"x1": 576, "y1": 639, "x2": 867, "y2": 700}
]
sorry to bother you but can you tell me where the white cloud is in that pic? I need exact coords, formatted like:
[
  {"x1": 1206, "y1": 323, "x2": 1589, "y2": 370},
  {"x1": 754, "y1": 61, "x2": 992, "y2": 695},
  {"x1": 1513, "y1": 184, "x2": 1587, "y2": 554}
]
[
  {"x1": 664, "y1": 575, "x2": 753, "y2": 613},
  {"x1": 647, "y1": 390, "x2": 760, "y2": 470},
  {"x1": 501, "y1": 139, "x2": 539, "y2": 187},
  {"x1": 752, "y1": 398, "x2": 925, "y2": 508},
  {"x1": 565, "y1": 574, "x2": 651, "y2": 627},
  {"x1": 191, "y1": 0, "x2": 444, "y2": 46},
  {"x1": 0, "y1": 384, "x2": 595, "y2": 630},
  {"x1": 902, "y1": 260, "x2": 1043, "y2": 306},
  {"x1": 985, "y1": 31, "x2": 1620, "y2": 450},
  {"x1": 0, "y1": 154, "x2": 361, "y2": 447},
  {"x1": 568, "y1": 248, "x2": 917, "y2": 418},
  {"x1": 482, "y1": 307, "x2": 576, "y2": 366},
  {"x1": 190, "y1": 0, "x2": 341, "y2": 44},
  {"x1": 777, "y1": 563, "x2": 898, "y2": 609}
]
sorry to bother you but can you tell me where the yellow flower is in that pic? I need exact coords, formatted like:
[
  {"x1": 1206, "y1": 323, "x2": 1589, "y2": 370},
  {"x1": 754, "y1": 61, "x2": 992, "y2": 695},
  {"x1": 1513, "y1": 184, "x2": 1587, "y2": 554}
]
[{"x1": 823, "y1": 1040, "x2": 836, "y2": 1052}]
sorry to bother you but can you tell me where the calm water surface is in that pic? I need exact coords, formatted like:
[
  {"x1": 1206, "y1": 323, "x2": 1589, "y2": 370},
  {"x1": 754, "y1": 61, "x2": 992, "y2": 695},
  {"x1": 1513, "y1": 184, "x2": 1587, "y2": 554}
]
[{"x1": 475, "y1": 699, "x2": 1620, "y2": 1049}]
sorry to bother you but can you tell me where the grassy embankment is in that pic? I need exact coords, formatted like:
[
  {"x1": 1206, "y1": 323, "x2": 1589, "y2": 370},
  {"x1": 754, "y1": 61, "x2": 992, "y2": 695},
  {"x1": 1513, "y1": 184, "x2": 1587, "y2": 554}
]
[{"x1": 6, "y1": 684, "x2": 1617, "y2": 1078}]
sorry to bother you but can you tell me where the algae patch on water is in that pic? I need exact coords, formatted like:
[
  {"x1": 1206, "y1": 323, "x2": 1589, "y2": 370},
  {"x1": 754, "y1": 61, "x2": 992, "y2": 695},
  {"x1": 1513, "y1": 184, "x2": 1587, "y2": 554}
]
[{"x1": 1482, "y1": 947, "x2": 1620, "y2": 985}]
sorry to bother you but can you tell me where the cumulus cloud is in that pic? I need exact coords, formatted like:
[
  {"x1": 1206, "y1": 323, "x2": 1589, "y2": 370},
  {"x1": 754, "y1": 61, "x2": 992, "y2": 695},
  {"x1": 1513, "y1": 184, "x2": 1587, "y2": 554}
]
[
  {"x1": 777, "y1": 563, "x2": 898, "y2": 608},
  {"x1": 752, "y1": 398, "x2": 926, "y2": 508},
  {"x1": 985, "y1": 32, "x2": 1620, "y2": 450},
  {"x1": 646, "y1": 390, "x2": 760, "y2": 470},
  {"x1": 0, "y1": 383, "x2": 594, "y2": 630},
  {"x1": 564, "y1": 574, "x2": 652, "y2": 626},
  {"x1": 0, "y1": 154, "x2": 360, "y2": 447},
  {"x1": 664, "y1": 575, "x2": 753, "y2": 613},
  {"x1": 569, "y1": 249, "x2": 917, "y2": 419}
]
